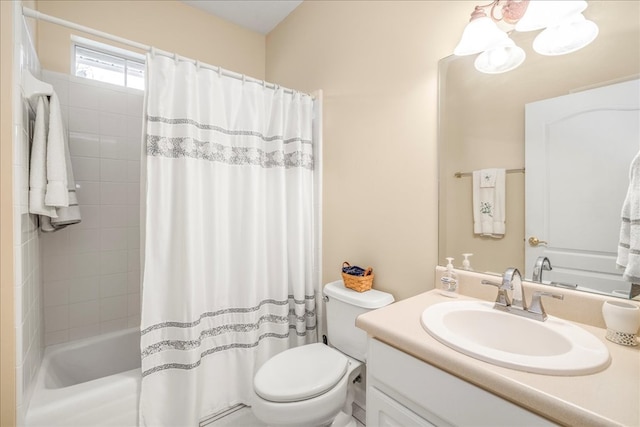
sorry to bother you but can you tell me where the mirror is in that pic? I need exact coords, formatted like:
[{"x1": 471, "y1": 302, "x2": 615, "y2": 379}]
[{"x1": 438, "y1": 1, "x2": 640, "y2": 298}]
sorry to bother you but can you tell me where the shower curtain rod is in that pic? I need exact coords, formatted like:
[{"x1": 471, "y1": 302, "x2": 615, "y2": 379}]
[{"x1": 21, "y1": 6, "x2": 311, "y2": 98}]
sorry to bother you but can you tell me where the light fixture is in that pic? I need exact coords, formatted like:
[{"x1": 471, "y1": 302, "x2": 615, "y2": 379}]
[{"x1": 454, "y1": 0, "x2": 599, "y2": 74}]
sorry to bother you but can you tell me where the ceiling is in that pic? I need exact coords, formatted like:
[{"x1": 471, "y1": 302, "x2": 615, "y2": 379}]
[{"x1": 181, "y1": 1, "x2": 303, "y2": 35}]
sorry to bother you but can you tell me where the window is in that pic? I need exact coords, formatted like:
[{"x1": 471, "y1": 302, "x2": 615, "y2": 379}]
[{"x1": 73, "y1": 39, "x2": 145, "y2": 90}]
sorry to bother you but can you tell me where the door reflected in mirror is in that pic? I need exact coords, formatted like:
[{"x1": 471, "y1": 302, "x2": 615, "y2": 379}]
[{"x1": 438, "y1": 1, "x2": 640, "y2": 299}]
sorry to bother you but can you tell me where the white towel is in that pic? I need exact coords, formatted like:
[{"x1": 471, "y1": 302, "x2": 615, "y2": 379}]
[
  {"x1": 479, "y1": 168, "x2": 498, "y2": 188},
  {"x1": 28, "y1": 92, "x2": 81, "y2": 232},
  {"x1": 617, "y1": 151, "x2": 640, "y2": 282},
  {"x1": 50, "y1": 119, "x2": 81, "y2": 230},
  {"x1": 28, "y1": 97, "x2": 57, "y2": 218},
  {"x1": 473, "y1": 168, "x2": 506, "y2": 238},
  {"x1": 44, "y1": 93, "x2": 69, "y2": 208}
]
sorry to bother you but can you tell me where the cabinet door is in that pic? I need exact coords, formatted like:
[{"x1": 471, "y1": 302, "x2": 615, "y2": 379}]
[{"x1": 368, "y1": 386, "x2": 436, "y2": 427}]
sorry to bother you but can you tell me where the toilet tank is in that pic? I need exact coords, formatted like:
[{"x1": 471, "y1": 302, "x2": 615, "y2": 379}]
[{"x1": 323, "y1": 280, "x2": 394, "y2": 362}]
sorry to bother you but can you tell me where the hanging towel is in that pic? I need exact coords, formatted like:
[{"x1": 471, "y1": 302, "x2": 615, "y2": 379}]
[
  {"x1": 28, "y1": 92, "x2": 81, "y2": 232},
  {"x1": 617, "y1": 151, "x2": 640, "y2": 283},
  {"x1": 49, "y1": 93, "x2": 81, "y2": 229},
  {"x1": 44, "y1": 93, "x2": 69, "y2": 208},
  {"x1": 29, "y1": 97, "x2": 58, "y2": 218},
  {"x1": 473, "y1": 168, "x2": 506, "y2": 238}
]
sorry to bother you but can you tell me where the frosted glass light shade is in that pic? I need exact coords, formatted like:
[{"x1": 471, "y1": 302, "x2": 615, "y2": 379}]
[
  {"x1": 454, "y1": 17, "x2": 510, "y2": 56},
  {"x1": 516, "y1": 0, "x2": 588, "y2": 32},
  {"x1": 533, "y1": 14, "x2": 599, "y2": 56},
  {"x1": 474, "y1": 39, "x2": 526, "y2": 74}
]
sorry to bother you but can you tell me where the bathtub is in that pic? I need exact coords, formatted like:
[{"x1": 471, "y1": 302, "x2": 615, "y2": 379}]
[{"x1": 26, "y1": 328, "x2": 141, "y2": 427}]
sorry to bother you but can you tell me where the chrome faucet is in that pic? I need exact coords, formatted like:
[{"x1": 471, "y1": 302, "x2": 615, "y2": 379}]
[
  {"x1": 482, "y1": 267, "x2": 564, "y2": 321},
  {"x1": 532, "y1": 256, "x2": 552, "y2": 283}
]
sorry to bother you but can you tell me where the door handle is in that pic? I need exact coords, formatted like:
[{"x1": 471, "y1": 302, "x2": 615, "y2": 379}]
[{"x1": 528, "y1": 236, "x2": 548, "y2": 247}]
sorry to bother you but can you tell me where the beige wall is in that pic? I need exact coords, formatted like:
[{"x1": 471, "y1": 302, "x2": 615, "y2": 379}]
[
  {"x1": 439, "y1": 1, "x2": 640, "y2": 276},
  {"x1": 35, "y1": 0, "x2": 266, "y2": 79},
  {"x1": 266, "y1": 1, "x2": 471, "y2": 301},
  {"x1": 0, "y1": 1, "x2": 16, "y2": 425}
]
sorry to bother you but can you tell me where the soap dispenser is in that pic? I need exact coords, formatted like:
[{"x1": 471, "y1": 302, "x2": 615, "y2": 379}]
[
  {"x1": 440, "y1": 257, "x2": 458, "y2": 298},
  {"x1": 462, "y1": 253, "x2": 473, "y2": 271}
]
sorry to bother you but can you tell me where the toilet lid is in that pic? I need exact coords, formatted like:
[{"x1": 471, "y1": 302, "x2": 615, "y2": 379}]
[{"x1": 254, "y1": 343, "x2": 349, "y2": 403}]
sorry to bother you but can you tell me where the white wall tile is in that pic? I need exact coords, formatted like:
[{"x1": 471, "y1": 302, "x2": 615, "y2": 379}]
[
  {"x1": 126, "y1": 205, "x2": 140, "y2": 228},
  {"x1": 127, "y1": 315, "x2": 141, "y2": 328},
  {"x1": 68, "y1": 81, "x2": 102, "y2": 110},
  {"x1": 127, "y1": 293, "x2": 140, "y2": 316},
  {"x1": 44, "y1": 330, "x2": 69, "y2": 346},
  {"x1": 99, "y1": 273, "x2": 128, "y2": 298},
  {"x1": 100, "y1": 136, "x2": 127, "y2": 159},
  {"x1": 126, "y1": 161, "x2": 140, "y2": 183},
  {"x1": 68, "y1": 228, "x2": 101, "y2": 253},
  {"x1": 100, "y1": 250, "x2": 128, "y2": 275},
  {"x1": 101, "y1": 205, "x2": 128, "y2": 228},
  {"x1": 100, "y1": 295, "x2": 128, "y2": 321},
  {"x1": 126, "y1": 115, "x2": 143, "y2": 139},
  {"x1": 68, "y1": 324, "x2": 100, "y2": 341},
  {"x1": 126, "y1": 183, "x2": 140, "y2": 206},
  {"x1": 68, "y1": 107, "x2": 100, "y2": 134},
  {"x1": 128, "y1": 271, "x2": 141, "y2": 294},
  {"x1": 75, "y1": 181, "x2": 101, "y2": 205},
  {"x1": 100, "y1": 112, "x2": 127, "y2": 137},
  {"x1": 68, "y1": 252, "x2": 101, "y2": 278},
  {"x1": 42, "y1": 254, "x2": 70, "y2": 282},
  {"x1": 100, "y1": 158, "x2": 127, "y2": 182},
  {"x1": 44, "y1": 305, "x2": 69, "y2": 332},
  {"x1": 100, "y1": 182, "x2": 129, "y2": 205},
  {"x1": 41, "y1": 227, "x2": 70, "y2": 256},
  {"x1": 100, "y1": 318, "x2": 128, "y2": 334},
  {"x1": 68, "y1": 132, "x2": 100, "y2": 158},
  {"x1": 101, "y1": 89, "x2": 127, "y2": 114},
  {"x1": 71, "y1": 156, "x2": 100, "y2": 181},
  {"x1": 75, "y1": 205, "x2": 100, "y2": 229},
  {"x1": 127, "y1": 227, "x2": 139, "y2": 249},
  {"x1": 68, "y1": 300, "x2": 100, "y2": 327},
  {"x1": 68, "y1": 277, "x2": 100, "y2": 304},
  {"x1": 43, "y1": 70, "x2": 143, "y2": 344},
  {"x1": 127, "y1": 249, "x2": 140, "y2": 272},
  {"x1": 125, "y1": 137, "x2": 143, "y2": 161},
  {"x1": 43, "y1": 280, "x2": 70, "y2": 307},
  {"x1": 100, "y1": 227, "x2": 128, "y2": 251},
  {"x1": 126, "y1": 93, "x2": 144, "y2": 117}
]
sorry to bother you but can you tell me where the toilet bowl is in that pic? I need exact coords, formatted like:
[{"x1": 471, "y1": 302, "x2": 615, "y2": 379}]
[
  {"x1": 251, "y1": 281, "x2": 394, "y2": 427},
  {"x1": 252, "y1": 343, "x2": 362, "y2": 427}
]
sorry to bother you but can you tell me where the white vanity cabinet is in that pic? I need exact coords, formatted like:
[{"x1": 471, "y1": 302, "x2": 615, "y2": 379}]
[{"x1": 366, "y1": 339, "x2": 558, "y2": 426}]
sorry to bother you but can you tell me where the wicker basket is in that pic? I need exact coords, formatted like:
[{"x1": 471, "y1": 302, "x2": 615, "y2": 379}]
[{"x1": 341, "y1": 261, "x2": 374, "y2": 292}]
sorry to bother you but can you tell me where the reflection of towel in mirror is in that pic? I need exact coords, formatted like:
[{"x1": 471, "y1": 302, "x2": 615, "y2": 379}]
[
  {"x1": 473, "y1": 168, "x2": 505, "y2": 238},
  {"x1": 617, "y1": 151, "x2": 640, "y2": 283}
]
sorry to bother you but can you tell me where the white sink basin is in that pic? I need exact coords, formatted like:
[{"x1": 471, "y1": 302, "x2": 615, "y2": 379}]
[{"x1": 421, "y1": 300, "x2": 610, "y2": 375}]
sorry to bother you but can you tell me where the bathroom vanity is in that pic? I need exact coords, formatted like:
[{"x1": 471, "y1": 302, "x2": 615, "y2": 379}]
[{"x1": 356, "y1": 268, "x2": 640, "y2": 427}]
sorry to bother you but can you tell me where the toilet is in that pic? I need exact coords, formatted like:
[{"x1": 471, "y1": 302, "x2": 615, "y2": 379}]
[{"x1": 251, "y1": 280, "x2": 394, "y2": 427}]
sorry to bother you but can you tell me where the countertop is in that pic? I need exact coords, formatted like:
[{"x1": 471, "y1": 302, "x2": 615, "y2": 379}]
[{"x1": 356, "y1": 280, "x2": 640, "y2": 426}]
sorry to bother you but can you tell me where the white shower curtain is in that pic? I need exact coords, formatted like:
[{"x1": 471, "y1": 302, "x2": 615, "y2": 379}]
[{"x1": 140, "y1": 54, "x2": 317, "y2": 426}]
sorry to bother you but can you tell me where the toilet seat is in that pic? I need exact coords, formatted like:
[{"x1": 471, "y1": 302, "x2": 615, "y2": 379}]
[{"x1": 254, "y1": 343, "x2": 349, "y2": 403}]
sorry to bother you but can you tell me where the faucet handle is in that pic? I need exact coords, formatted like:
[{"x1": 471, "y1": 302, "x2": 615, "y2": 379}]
[
  {"x1": 481, "y1": 280, "x2": 511, "y2": 307},
  {"x1": 528, "y1": 291, "x2": 564, "y2": 321}
]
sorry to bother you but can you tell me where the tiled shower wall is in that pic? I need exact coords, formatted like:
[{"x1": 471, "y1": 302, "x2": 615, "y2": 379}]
[
  {"x1": 14, "y1": 10, "x2": 44, "y2": 423},
  {"x1": 40, "y1": 71, "x2": 143, "y2": 346}
]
